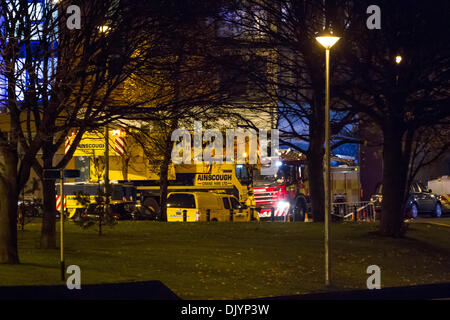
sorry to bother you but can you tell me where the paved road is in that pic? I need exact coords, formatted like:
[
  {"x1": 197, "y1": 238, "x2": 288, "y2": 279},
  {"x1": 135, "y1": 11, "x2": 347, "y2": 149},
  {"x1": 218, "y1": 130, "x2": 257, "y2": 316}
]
[{"x1": 411, "y1": 217, "x2": 450, "y2": 228}]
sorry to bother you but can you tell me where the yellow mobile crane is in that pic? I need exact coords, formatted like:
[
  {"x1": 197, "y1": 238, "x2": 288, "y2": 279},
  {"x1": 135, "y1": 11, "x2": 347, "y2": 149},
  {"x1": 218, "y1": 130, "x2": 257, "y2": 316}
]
[{"x1": 81, "y1": 129, "x2": 257, "y2": 220}]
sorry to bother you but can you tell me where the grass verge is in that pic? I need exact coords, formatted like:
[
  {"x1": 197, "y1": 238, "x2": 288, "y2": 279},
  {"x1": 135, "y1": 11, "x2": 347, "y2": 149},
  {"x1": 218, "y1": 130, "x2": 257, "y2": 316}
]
[{"x1": 1, "y1": 220, "x2": 449, "y2": 299}]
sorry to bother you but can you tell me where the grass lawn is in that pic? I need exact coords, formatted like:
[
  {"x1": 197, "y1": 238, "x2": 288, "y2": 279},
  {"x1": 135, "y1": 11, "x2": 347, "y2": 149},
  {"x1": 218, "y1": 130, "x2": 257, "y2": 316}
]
[{"x1": 1, "y1": 220, "x2": 450, "y2": 299}]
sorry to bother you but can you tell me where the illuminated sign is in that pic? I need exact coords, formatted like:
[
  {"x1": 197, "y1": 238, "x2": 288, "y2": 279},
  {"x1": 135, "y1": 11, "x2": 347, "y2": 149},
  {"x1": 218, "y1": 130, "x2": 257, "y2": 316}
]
[
  {"x1": 195, "y1": 174, "x2": 234, "y2": 187},
  {"x1": 68, "y1": 131, "x2": 116, "y2": 156}
]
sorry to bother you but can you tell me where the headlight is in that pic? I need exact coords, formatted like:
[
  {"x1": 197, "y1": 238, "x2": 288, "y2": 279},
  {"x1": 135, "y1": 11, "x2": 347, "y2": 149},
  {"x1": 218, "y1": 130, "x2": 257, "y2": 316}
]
[
  {"x1": 277, "y1": 201, "x2": 290, "y2": 210},
  {"x1": 371, "y1": 196, "x2": 382, "y2": 203}
]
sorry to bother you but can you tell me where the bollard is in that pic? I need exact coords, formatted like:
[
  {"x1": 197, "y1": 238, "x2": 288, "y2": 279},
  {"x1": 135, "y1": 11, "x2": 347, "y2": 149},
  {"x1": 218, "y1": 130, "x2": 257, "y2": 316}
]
[
  {"x1": 206, "y1": 209, "x2": 210, "y2": 222},
  {"x1": 271, "y1": 207, "x2": 275, "y2": 222},
  {"x1": 354, "y1": 206, "x2": 357, "y2": 222},
  {"x1": 230, "y1": 209, "x2": 234, "y2": 222},
  {"x1": 183, "y1": 210, "x2": 187, "y2": 222}
]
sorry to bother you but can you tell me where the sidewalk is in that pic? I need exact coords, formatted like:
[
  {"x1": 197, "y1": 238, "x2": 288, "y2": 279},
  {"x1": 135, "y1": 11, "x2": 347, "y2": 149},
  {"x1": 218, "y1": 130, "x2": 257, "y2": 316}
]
[
  {"x1": 263, "y1": 282, "x2": 450, "y2": 300},
  {"x1": 1, "y1": 281, "x2": 449, "y2": 300},
  {"x1": 0, "y1": 281, "x2": 180, "y2": 300}
]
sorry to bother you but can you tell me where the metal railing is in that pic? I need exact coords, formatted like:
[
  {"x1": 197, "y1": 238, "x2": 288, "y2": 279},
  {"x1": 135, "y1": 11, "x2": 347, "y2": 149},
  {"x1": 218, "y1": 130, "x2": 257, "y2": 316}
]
[{"x1": 331, "y1": 201, "x2": 377, "y2": 222}]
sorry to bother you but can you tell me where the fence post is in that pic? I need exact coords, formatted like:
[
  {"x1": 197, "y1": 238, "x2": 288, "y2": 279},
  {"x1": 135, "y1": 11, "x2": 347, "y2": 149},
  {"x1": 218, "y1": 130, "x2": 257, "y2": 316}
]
[
  {"x1": 271, "y1": 207, "x2": 275, "y2": 222},
  {"x1": 183, "y1": 210, "x2": 187, "y2": 222},
  {"x1": 354, "y1": 206, "x2": 357, "y2": 222},
  {"x1": 206, "y1": 209, "x2": 210, "y2": 222}
]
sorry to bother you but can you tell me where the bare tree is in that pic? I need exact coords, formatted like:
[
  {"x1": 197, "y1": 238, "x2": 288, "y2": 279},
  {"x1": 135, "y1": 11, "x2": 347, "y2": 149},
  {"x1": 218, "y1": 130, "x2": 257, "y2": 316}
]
[
  {"x1": 0, "y1": 0, "x2": 160, "y2": 259},
  {"x1": 119, "y1": 0, "x2": 243, "y2": 221},
  {"x1": 335, "y1": 0, "x2": 450, "y2": 236},
  {"x1": 213, "y1": 0, "x2": 358, "y2": 221},
  {"x1": 407, "y1": 125, "x2": 450, "y2": 189}
]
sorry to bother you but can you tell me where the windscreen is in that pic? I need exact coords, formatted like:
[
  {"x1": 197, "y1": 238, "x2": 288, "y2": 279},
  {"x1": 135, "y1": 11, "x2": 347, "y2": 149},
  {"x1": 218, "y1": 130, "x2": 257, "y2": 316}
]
[
  {"x1": 235, "y1": 165, "x2": 251, "y2": 184},
  {"x1": 253, "y1": 164, "x2": 296, "y2": 187},
  {"x1": 167, "y1": 194, "x2": 196, "y2": 208}
]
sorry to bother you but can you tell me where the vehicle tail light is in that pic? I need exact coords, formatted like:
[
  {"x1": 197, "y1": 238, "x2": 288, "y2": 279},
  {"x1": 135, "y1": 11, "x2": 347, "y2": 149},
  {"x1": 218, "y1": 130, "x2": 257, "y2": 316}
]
[{"x1": 195, "y1": 211, "x2": 200, "y2": 222}]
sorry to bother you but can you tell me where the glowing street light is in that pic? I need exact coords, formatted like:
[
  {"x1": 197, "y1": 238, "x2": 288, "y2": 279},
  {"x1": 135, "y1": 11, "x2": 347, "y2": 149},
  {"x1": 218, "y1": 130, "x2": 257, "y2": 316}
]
[
  {"x1": 395, "y1": 55, "x2": 402, "y2": 85},
  {"x1": 315, "y1": 34, "x2": 340, "y2": 50},
  {"x1": 98, "y1": 25, "x2": 110, "y2": 33},
  {"x1": 316, "y1": 29, "x2": 340, "y2": 287}
]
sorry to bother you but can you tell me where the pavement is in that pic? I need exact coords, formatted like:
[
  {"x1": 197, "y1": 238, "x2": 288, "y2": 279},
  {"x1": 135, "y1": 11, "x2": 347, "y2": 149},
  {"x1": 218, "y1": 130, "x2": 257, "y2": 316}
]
[
  {"x1": 0, "y1": 281, "x2": 180, "y2": 300},
  {"x1": 0, "y1": 281, "x2": 449, "y2": 300},
  {"x1": 411, "y1": 217, "x2": 450, "y2": 228},
  {"x1": 263, "y1": 282, "x2": 450, "y2": 300}
]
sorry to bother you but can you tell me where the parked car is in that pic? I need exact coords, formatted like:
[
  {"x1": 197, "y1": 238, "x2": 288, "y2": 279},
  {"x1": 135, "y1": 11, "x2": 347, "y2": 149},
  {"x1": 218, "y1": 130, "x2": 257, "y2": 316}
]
[{"x1": 370, "y1": 182, "x2": 443, "y2": 218}]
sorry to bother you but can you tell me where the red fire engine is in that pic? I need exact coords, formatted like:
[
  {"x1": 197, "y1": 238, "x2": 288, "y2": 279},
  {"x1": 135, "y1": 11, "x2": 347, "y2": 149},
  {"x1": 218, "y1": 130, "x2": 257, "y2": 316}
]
[
  {"x1": 253, "y1": 150, "x2": 309, "y2": 221},
  {"x1": 252, "y1": 149, "x2": 360, "y2": 221}
]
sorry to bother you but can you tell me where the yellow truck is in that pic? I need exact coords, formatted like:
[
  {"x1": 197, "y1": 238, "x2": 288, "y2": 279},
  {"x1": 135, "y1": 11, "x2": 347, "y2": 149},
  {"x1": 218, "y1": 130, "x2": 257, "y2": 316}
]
[
  {"x1": 73, "y1": 130, "x2": 257, "y2": 220},
  {"x1": 108, "y1": 162, "x2": 257, "y2": 220},
  {"x1": 166, "y1": 191, "x2": 258, "y2": 222},
  {"x1": 56, "y1": 182, "x2": 137, "y2": 220}
]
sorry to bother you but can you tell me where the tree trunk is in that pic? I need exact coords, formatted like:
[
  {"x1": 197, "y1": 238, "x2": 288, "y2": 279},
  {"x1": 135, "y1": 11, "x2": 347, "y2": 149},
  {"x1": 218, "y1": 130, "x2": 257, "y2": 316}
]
[
  {"x1": 122, "y1": 156, "x2": 129, "y2": 181},
  {"x1": 0, "y1": 148, "x2": 19, "y2": 264},
  {"x1": 41, "y1": 178, "x2": 57, "y2": 248},
  {"x1": 40, "y1": 145, "x2": 57, "y2": 249},
  {"x1": 160, "y1": 120, "x2": 178, "y2": 222},
  {"x1": 307, "y1": 144, "x2": 325, "y2": 222},
  {"x1": 380, "y1": 126, "x2": 408, "y2": 237},
  {"x1": 307, "y1": 94, "x2": 326, "y2": 222}
]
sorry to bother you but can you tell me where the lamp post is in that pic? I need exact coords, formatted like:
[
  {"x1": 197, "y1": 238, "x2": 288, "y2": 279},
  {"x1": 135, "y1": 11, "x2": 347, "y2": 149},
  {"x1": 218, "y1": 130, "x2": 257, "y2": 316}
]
[
  {"x1": 98, "y1": 25, "x2": 111, "y2": 205},
  {"x1": 316, "y1": 30, "x2": 340, "y2": 287},
  {"x1": 395, "y1": 55, "x2": 402, "y2": 86},
  {"x1": 104, "y1": 126, "x2": 110, "y2": 195}
]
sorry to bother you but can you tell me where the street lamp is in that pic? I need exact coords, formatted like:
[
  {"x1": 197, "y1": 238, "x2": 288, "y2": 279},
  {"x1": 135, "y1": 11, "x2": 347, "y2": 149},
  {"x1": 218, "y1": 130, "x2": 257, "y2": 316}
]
[
  {"x1": 98, "y1": 25, "x2": 111, "y2": 34},
  {"x1": 395, "y1": 55, "x2": 402, "y2": 86},
  {"x1": 316, "y1": 29, "x2": 340, "y2": 287}
]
